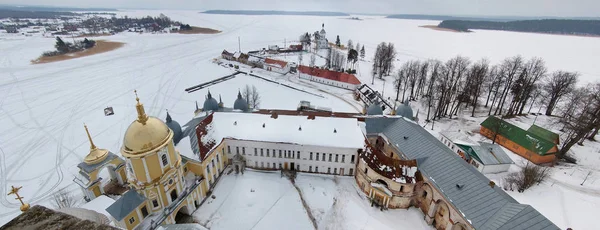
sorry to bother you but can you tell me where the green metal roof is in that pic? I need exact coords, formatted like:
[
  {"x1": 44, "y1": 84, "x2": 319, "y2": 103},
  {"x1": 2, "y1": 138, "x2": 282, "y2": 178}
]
[
  {"x1": 480, "y1": 116, "x2": 557, "y2": 156},
  {"x1": 456, "y1": 144, "x2": 482, "y2": 162},
  {"x1": 527, "y1": 124, "x2": 560, "y2": 144}
]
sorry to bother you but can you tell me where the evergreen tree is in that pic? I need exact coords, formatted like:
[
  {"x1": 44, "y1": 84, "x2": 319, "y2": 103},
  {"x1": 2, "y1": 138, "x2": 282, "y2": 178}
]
[
  {"x1": 335, "y1": 35, "x2": 341, "y2": 47},
  {"x1": 360, "y1": 45, "x2": 365, "y2": 59}
]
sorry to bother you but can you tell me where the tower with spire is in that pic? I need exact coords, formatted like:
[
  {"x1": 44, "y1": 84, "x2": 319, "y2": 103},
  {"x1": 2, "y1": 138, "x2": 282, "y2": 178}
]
[{"x1": 74, "y1": 124, "x2": 126, "y2": 202}]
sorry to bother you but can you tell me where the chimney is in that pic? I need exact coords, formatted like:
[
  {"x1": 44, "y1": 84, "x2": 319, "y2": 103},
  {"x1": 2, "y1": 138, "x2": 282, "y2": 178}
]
[
  {"x1": 489, "y1": 181, "x2": 495, "y2": 188},
  {"x1": 298, "y1": 126, "x2": 302, "y2": 131},
  {"x1": 262, "y1": 123, "x2": 265, "y2": 128},
  {"x1": 403, "y1": 136, "x2": 408, "y2": 140},
  {"x1": 271, "y1": 112, "x2": 278, "y2": 119},
  {"x1": 234, "y1": 121, "x2": 237, "y2": 126},
  {"x1": 334, "y1": 128, "x2": 337, "y2": 133}
]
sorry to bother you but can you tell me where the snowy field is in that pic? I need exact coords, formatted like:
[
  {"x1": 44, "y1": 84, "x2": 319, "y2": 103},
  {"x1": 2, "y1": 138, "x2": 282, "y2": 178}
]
[
  {"x1": 193, "y1": 170, "x2": 431, "y2": 230},
  {"x1": 1, "y1": 9, "x2": 600, "y2": 227}
]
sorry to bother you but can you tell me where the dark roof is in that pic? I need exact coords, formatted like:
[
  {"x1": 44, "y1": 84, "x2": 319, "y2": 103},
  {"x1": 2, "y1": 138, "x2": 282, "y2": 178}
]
[
  {"x1": 203, "y1": 91, "x2": 219, "y2": 112},
  {"x1": 395, "y1": 100, "x2": 413, "y2": 119},
  {"x1": 481, "y1": 116, "x2": 557, "y2": 156},
  {"x1": 105, "y1": 190, "x2": 146, "y2": 221},
  {"x1": 298, "y1": 65, "x2": 362, "y2": 85},
  {"x1": 367, "y1": 103, "x2": 383, "y2": 115},
  {"x1": 233, "y1": 91, "x2": 249, "y2": 111},
  {"x1": 0, "y1": 205, "x2": 118, "y2": 230},
  {"x1": 527, "y1": 124, "x2": 560, "y2": 144},
  {"x1": 77, "y1": 152, "x2": 120, "y2": 173},
  {"x1": 166, "y1": 111, "x2": 183, "y2": 145},
  {"x1": 365, "y1": 117, "x2": 558, "y2": 230}
]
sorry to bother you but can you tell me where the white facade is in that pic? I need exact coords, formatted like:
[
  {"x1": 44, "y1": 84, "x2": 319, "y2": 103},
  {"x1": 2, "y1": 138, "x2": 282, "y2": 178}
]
[
  {"x1": 472, "y1": 159, "x2": 512, "y2": 174},
  {"x1": 317, "y1": 27, "x2": 328, "y2": 49},
  {"x1": 223, "y1": 139, "x2": 358, "y2": 176},
  {"x1": 299, "y1": 73, "x2": 359, "y2": 90}
]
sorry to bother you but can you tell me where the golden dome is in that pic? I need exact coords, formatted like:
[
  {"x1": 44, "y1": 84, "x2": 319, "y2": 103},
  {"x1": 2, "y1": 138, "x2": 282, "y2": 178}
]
[
  {"x1": 83, "y1": 124, "x2": 109, "y2": 165},
  {"x1": 84, "y1": 148, "x2": 110, "y2": 164},
  {"x1": 122, "y1": 116, "x2": 172, "y2": 154},
  {"x1": 121, "y1": 90, "x2": 172, "y2": 155}
]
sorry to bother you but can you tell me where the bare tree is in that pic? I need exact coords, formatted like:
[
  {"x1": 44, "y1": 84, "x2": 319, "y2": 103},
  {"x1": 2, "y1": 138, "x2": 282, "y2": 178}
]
[
  {"x1": 506, "y1": 57, "x2": 546, "y2": 116},
  {"x1": 544, "y1": 71, "x2": 578, "y2": 116},
  {"x1": 309, "y1": 54, "x2": 316, "y2": 67},
  {"x1": 503, "y1": 163, "x2": 549, "y2": 192},
  {"x1": 558, "y1": 83, "x2": 600, "y2": 159},
  {"x1": 466, "y1": 58, "x2": 490, "y2": 117},
  {"x1": 243, "y1": 85, "x2": 261, "y2": 109},
  {"x1": 425, "y1": 60, "x2": 442, "y2": 121},
  {"x1": 494, "y1": 56, "x2": 524, "y2": 116},
  {"x1": 52, "y1": 188, "x2": 76, "y2": 209}
]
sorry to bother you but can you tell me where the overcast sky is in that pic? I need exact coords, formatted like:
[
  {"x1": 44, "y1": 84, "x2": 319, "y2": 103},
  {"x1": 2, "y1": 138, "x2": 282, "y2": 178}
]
[{"x1": 3, "y1": 0, "x2": 599, "y2": 17}]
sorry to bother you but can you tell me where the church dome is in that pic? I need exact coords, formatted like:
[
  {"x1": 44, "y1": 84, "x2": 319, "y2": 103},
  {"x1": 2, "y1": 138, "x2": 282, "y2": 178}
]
[
  {"x1": 165, "y1": 111, "x2": 183, "y2": 145},
  {"x1": 122, "y1": 92, "x2": 173, "y2": 155},
  {"x1": 233, "y1": 91, "x2": 249, "y2": 111},
  {"x1": 203, "y1": 91, "x2": 219, "y2": 112},
  {"x1": 396, "y1": 100, "x2": 414, "y2": 120},
  {"x1": 367, "y1": 103, "x2": 383, "y2": 115},
  {"x1": 83, "y1": 124, "x2": 109, "y2": 165}
]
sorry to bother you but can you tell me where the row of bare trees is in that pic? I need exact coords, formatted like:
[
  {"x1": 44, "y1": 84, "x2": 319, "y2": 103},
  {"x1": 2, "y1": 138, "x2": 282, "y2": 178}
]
[
  {"x1": 391, "y1": 55, "x2": 600, "y2": 159},
  {"x1": 372, "y1": 42, "x2": 397, "y2": 80},
  {"x1": 392, "y1": 56, "x2": 581, "y2": 120}
]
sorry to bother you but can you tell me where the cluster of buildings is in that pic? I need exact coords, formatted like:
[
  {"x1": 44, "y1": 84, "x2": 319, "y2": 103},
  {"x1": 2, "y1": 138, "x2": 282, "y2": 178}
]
[{"x1": 57, "y1": 89, "x2": 560, "y2": 230}]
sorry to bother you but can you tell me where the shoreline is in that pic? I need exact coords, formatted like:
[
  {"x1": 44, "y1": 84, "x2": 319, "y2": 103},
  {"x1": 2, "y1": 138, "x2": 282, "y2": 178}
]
[
  {"x1": 419, "y1": 25, "x2": 465, "y2": 33},
  {"x1": 177, "y1": 26, "x2": 221, "y2": 34},
  {"x1": 31, "y1": 40, "x2": 125, "y2": 64}
]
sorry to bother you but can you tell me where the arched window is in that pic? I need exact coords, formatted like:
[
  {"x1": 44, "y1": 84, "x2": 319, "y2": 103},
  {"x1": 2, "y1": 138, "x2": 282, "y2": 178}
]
[{"x1": 161, "y1": 154, "x2": 169, "y2": 167}]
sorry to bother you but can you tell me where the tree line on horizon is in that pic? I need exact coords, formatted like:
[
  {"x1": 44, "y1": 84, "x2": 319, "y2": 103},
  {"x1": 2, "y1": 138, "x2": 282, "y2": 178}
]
[{"x1": 438, "y1": 19, "x2": 600, "y2": 35}]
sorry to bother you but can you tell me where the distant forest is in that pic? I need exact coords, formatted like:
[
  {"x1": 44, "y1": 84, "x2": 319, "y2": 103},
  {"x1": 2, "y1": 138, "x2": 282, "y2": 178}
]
[
  {"x1": 0, "y1": 9, "x2": 78, "y2": 19},
  {"x1": 203, "y1": 10, "x2": 349, "y2": 16},
  {"x1": 438, "y1": 19, "x2": 600, "y2": 36},
  {"x1": 387, "y1": 14, "x2": 600, "y2": 22},
  {"x1": 0, "y1": 5, "x2": 116, "y2": 12}
]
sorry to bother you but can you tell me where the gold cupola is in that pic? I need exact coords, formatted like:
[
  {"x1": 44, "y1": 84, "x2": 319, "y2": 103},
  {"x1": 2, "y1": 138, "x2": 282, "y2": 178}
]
[
  {"x1": 83, "y1": 124, "x2": 109, "y2": 165},
  {"x1": 122, "y1": 90, "x2": 172, "y2": 156}
]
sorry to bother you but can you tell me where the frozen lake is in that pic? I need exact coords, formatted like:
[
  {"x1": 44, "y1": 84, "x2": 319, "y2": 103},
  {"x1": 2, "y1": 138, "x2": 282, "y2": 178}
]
[{"x1": 1, "y1": 10, "x2": 599, "y2": 226}]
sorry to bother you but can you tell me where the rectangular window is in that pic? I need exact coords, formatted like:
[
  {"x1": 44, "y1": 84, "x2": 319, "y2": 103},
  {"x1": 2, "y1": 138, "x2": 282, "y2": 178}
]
[
  {"x1": 254, "y1": 148, "x2": 257, "y2": 155},
  {"x1": 273, "y1": 149, "x2": 276, "y2": 158},
  {"x1": 315, "y1": 166, "x2": 319, "y2": 172},
  {"x1": 129, "y1": 217, "x2": 135, "y2": 224},
  {"x1": 309, "y1": 166, "x2": 312, "y2": 172},
  {"x1": 228, "y1": 146, "x2": 231, "y2": 154},
  {"x1": 335, "y1": 154, "x2": 339, "y2": 162},
  {"x1": 349, "y1": 168, "x2": 354, "y2": 175},
  {"x1": 279, "y1": 150, "x2": 282, "y2": 158},
  {"x1": 341, "y1": 155, "x2": 345, "y2": 163},
  {"x1": 273, "y1": 163, "x2": 276, "y2": 169},
  {"x1": 217, "y1": 154, "x2": 220, "y2": 163},
  {"x1": 316, "y1": 153, "x2": 319, "y2": 161},
  {"x1": 334, "y1": 168, "x2": 337, "y2": 174},
  {"x1": 152, "y1": 199, "x2": 159, "y2": 208},
  {"x1": 261, "y1": 148, "x2": 264, "y2": 156},
  {"x1": 322, "y1": 153, "x2": 325, "y2": 161},
  {"x1": 351, "y1": 155, "x2": 355, "y2": 163},
  {"x1": 328, "y1": 167, "x2": 331, "y2": 174},
  {"x1": 292, "y1": 151, "x2": 294, "y2": 159},
  {"x1": 141, "y1": 206, "x2": 148, "y2": 218},
  {"x1": 161, "y1": 154, "x2": 169, "y2": 167},
  {"x1": 297, "y1": 151, "x2": 300, "y2": 159},
  {"x1": 310, "y1": 152, "x2": 313, "y2": 160},
  {"x1": 329, "y1": 154, "x2": 332, "y2": 162},
  {"x1": 364, "y1": 168, "x2": 367, "y2": 174},
  {"x1": 279, "y1": 163, "x2": 282, "y2": 169},
  {"x1": 261, "y1": 162, "x2": 264, "y2": 168},
  {"x1": 267, "y1": 149, "x2": 270, "y2": 157},
  {"x1": 243, "y1": 147, "x2": 246, "y2": 155},
  {"x1": 297, "y1": 165, "x2": 300, "y2": 170},
  {"x1": 211, "y1": 159, "x2": 215, "y2": 168},
  {"x1": 236, "y1": 147, "x2": 239, "y2": 154}
]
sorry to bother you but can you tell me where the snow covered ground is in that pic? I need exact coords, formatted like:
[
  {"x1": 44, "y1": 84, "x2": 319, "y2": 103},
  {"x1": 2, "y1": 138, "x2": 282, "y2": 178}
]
[
  {"x1": 193, "y1": 170, "x2": 314, "y2": 230},
  {"x1": 193, "y1": 169, "x2": 431, "y2": 230},
  {"x1": 1, "y1": 9, "x2": 600, "y2": 227}
]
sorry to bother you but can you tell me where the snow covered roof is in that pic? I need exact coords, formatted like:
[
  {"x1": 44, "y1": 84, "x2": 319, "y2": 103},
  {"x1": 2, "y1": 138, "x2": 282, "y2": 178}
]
[
  {"x1": 439, "y1": 131, "x2": 477, "y2": 146},
  {"x1": 202, "y1": 112, "x2": 364, "y2": 149},
  {"x1": 81, "y1": 195, "x2": 116, "y2": 223},
  {"x1": 264, "y1": 58, "x2": 287, "y2": 68},
  {"x1": 365, "y1": 117, "x2": 558, "y2": 230},
  {"x1": 176, "y1": 136, "x2": 198, "y2": 160}
]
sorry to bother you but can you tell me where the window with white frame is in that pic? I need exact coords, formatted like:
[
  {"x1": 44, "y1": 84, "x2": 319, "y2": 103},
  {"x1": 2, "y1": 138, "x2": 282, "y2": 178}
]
[
  {"x1": 161, "y1": 153, "x2": 169, "y2": 167},
  {"x1": 129, "y1": 217, "x2": 135, "y2": 224}
]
